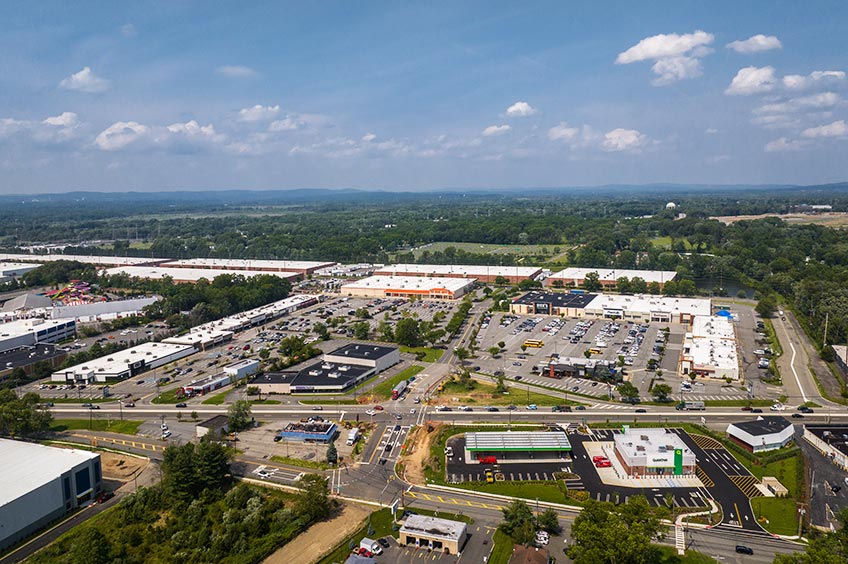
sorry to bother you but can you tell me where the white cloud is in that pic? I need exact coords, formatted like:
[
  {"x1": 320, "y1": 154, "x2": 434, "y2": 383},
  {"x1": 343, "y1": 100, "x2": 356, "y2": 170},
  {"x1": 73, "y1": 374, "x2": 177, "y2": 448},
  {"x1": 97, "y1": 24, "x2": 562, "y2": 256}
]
[
  {"x1": 801, "y1": 120, "x2": 848, "y2": 138},
  {"x1": 362, "y1": 133, "x2": 377, "y2": 142},
  {"x1": 269, "y1": 117, "x2": 303, "y2": 131},
  {"x1": 95, "y1": 121, "x2": 149, "y2": 151},
  {"x1": 505, "y1": 101, "x2": 537, "y2": 117},
  {"x1": 765, "y1": 137, "x2": 808, "y2": 152},
  {"x1": 602, "y1": 128, "x2": 648, "y2": 152},
  {"x1": 705, "y1": 127, "x2": 719, "y2": 134},
  {"x1": 751, "y1": 114, "x2": 799, "y2": 129},
  {"x1": 754, "y1": 92, "x2": 841, "y2": 115},
  {"x1": 59, "y1": 67, "x2": 111, "y2": 93},
  {"x1": 616, "y1": 30, "x2": 714, "y2": 85},
  {"x1": 547, "y1": 122, "x2": 579, "y2": 141},
  {"x1": 238, "y1": 104, "x2": 280, "y2": 122},
  {"x1": 166, "y1": 120, "x2": 224, "y2": 142},
  {"x1": 43, "y1": 112, "x2": 79, "y2": 128},
  {"x1": 481, "y1": 124, "x2": 511, "y2": 136},
  {"x1": 216, "y1": 65, "x2": 257, "y2": 78},
  {"x1": 782, "y1": 70, "x2": 846, "y2": 90},
  {"x1": 726, "y1": 34, "x2": 782, "y2": 54},
  {"x1": 120, "y1": 24, "x2": 137, "y2": 37},
  {"x1": 725, "y1": 66, "x2": 776, "y2": 95}
]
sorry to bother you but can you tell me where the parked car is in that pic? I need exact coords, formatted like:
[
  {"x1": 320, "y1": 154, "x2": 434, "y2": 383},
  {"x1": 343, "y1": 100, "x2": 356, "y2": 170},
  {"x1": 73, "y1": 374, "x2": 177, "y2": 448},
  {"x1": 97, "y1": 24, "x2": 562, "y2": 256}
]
[{"x1": 175, "y1": 402, "x2": 187, "y2": 408}]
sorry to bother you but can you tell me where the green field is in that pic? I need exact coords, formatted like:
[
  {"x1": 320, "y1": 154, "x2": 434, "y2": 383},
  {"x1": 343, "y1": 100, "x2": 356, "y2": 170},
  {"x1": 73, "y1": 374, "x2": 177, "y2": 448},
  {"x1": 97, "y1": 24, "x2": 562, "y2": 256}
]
[
  {"x1": 50, "y1": 419, "x2": 142, "y2": 435},
  {"x1": 249, "y1": 398, "x2": 281, "y2": 405},
  {"x1": 488, "y1": 529, "x2": 516, "y2": 564},
  {"x1": 299, "y1": 399, "x2": 360, "y2": 405},
  {"x1": 201, "y1": 390, "x2": 230, "y2": 405},
  {"x1": 400, "y1": 346, "x2": 444, "y2": 362},
  {"x1": 269, "y1": 455, "x2": 330, "y2": 471},
  {"x1": 437, "y1": 380, "x2": 579, "y2": 407},
  {"x1": 371, "y1": 365, "x2": 424, "y2": 399},
  {"x1": 151, "y1": 389, "x2": 183, "y2": 405},
  {"x1": 650, "y1": 236, "x2": 694, "y2": 250}
]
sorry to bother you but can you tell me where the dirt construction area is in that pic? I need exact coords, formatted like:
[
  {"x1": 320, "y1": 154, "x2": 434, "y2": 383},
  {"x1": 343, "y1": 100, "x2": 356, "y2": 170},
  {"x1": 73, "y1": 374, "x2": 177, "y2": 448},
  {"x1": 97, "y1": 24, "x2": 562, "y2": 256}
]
[
  {"x1": 399, "y1": 421, "x2": 444, "y2": 485},
  {"x1": 262, "y1": 501, "x2": 372, "y2": 564},
  {"x1": 100, "y1": 451, "x2": 148, "y2": 481}
]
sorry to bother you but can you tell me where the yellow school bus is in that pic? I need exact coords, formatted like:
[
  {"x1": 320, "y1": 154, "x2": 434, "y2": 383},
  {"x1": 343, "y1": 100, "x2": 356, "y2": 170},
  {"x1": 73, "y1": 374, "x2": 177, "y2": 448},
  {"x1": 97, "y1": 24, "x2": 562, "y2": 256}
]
[{"x1": 523, "y1": 339, "x2": 544, "y2": 348}]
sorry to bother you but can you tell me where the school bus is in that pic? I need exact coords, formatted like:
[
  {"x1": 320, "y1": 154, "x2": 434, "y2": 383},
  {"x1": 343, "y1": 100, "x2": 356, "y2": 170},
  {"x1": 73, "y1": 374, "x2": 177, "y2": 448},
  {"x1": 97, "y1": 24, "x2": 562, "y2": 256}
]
[
  {"x1": 523, "y1": 339, "x2": 544, "y2": 348},
  {"x1": 588, "y1": 348, "x2": 602, "y2": 355}
]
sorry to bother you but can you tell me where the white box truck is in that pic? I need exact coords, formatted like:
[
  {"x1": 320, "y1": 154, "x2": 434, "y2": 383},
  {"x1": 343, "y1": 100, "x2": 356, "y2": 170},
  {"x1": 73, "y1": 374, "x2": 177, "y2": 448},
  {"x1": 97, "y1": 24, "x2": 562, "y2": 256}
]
[
  {"x1": 360, "y1": 537, "x2": 382, "y2": 555},
  {"x1": 346, "y1": 428, "x2": 360, "y2": 446}
]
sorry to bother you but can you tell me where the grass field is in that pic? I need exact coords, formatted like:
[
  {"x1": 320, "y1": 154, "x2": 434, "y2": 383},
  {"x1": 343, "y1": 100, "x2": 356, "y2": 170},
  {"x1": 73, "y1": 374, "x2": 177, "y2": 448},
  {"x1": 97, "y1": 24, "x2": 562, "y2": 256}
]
[
  {"x1": 48, "y1": 397, "x2": 116, "y2": 404},
  {"x1": 269, "y1": 455, "x2": 330, "y2": 471},
  {"x1": 656, "y1": 546, "x2": 719, "y2": 563},
  {"x1": 50, "y1": 419, "x2": 142, "y2": 434},
  {"x1": 453, "y1": 481, "x2": 568, "y2": 504},
  {"x1": 437, "y1": 380, "x2": 576, "y2": 407},
  {"x1": 249, "y1": 398, "x2": 281, "y2": 404},
  {"x1": 488, "y1": 529, "x2": 515, "y2": 564},
  {"x1": 400, "y1": 346, "x2": 444, "y2": 362},
  {"x1": 151, "y1": 389, "x2": 183, "y2": 405},
  {"x1": 750, "y1": 497, "x2": 798, "y2": 536},
  {"x1": 650, "y1": 236, "x2": 694, "y2": 250},
  {"x1": 201, "y1": 390, "x2": 230, "y2": 405},
  {"x1": 299, "y1": 399, "x2": 360, "y2": 405},
  {"x1": 371, "y1": 365, "x2": 424, "y2": 399}
]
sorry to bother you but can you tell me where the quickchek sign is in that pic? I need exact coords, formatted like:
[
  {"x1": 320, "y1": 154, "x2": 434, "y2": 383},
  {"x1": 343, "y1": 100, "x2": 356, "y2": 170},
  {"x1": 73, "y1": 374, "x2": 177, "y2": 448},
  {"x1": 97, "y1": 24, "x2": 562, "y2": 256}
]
[{"x1": 674, "y1": 449, "x2": 683, "y2": 475}]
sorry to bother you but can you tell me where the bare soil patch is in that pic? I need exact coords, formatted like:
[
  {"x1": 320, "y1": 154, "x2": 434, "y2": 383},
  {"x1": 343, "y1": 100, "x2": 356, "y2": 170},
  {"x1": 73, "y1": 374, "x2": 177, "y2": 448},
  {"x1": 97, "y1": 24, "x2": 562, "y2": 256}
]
[
  {"x1": 400, "y1": 421, "x2": 443, "y2": 485},
  {"x1": 100, "y1": 451, "x2": 148, "y2": 480},
  {"x1": 262, "y1": 501, "x2": 372, "y2": 564}
]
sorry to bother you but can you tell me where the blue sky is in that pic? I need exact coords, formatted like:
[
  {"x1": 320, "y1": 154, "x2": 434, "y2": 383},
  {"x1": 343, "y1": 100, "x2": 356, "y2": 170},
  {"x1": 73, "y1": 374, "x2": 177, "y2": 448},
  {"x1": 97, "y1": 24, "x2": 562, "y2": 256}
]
[{"x1": 1, "y1": 1, "x2": 846, "y2": 193}]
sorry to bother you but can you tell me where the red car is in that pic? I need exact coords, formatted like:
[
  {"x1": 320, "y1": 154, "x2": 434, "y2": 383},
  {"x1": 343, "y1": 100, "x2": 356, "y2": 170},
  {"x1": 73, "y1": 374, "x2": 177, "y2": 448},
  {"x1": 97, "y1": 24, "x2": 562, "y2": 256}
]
[
  {"x1": 595, "y1": 460, "x2": 612, "y2": 468},
  {"x1": 592, "y1": 455, "x2": 608, "y2": 463},
  {"x1": 374, "y1": 405, "x2": 384, "y2": 411}
]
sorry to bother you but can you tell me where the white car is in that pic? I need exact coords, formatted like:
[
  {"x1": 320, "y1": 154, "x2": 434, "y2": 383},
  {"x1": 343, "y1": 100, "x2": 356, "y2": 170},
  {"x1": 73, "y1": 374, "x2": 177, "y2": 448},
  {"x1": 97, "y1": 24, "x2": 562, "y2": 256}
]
[
  {"x1": 365, "y1": 409, "x2": 377, "y2": 416},
  {"x1": 257, "y1": 470, "x2": 270, "y2": 479},
  {"x1": 770, "y1": 403, "x2": 785, "y2": 411}
]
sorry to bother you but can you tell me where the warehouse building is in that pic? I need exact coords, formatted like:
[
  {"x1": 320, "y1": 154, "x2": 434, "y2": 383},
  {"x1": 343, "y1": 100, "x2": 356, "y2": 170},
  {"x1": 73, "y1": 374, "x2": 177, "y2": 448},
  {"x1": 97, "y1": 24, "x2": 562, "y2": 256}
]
[
  {"x1": 159, "y1": 258, "x2": 336, "y2": 277},
  {"x1": 341, "y1": 275, "x2": 475, "y2": 300},
  {"x1": 224, "y1": 359, "x2": 261, "y2": 379},
  {"x1": 277, "y1": 421, "x2": 337, "y2": 443},
  {"x1": 192, "y1": 294, "x2": 318, "y2": 334},
  {"x1": 0, "y1": 262, "x2": 43, "y2": 278},
  {"x1": 50, "y1": 296, "x2": 160, "y2": 322},
  {"x1": 583, "y1": 294, "x2": 710, "y2": 324},
  {"x1": 0, "y1": 318, "x2": 76, "y2": 354},
  {"x1": 255, "y1": 343, "x2": 399, "y2": 394},
  {"x1": 0, "y1": 439, "x2": 102, "y2": 550},
  {"x1": 727, "y1": 417, "x2": 794, "y2": 453},
  {"x1": 399, "y1": 514, "x2": 467, "y2": 554},
  {"x1": 104, "y1": 266, "x2": 301, "y2": 284},
  {"x1": 803, "y1": 425, "x2": 848, "y2": 471},
  {"x1": 510, "y1": 291, "x2": 597, "y2": 316},
  {"x1": 52, "y1": 341, "x2": 195, "y2": 383},
  {"x1": 1, "y1": 293, "x2": 54, "y2": 319},
  {"x1": 679, "y1": 315, "x2": 739, "y2": 380},
  {"x1": 375, "y1": 263, "x2": 541, "y2": 285},
  {"x1": 0, "y1": 253, "x2": 165, "y2": 267},
  {"x1": 613, "y1": 427, "x2": 696, "y2": 477},
  {"x1": 546, "y1": 267, "x2": 677, "y2": 290},
  {"x1": 463, "y1": 431, "x2": 572, "y2": 463},
  {"x1": 163, "y1": 327, "x2": 234, "y2": 350},
  {"x1": 196, "y1": 415, "x2": 230, "y2": 439}
]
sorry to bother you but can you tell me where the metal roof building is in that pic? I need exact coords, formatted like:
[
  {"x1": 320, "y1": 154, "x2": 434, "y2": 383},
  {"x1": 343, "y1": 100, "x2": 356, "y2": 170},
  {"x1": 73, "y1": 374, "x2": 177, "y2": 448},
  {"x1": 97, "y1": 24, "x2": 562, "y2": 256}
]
[
  {"x1": 0, "y1": 439, "x2": 102, "y2": 550},
  {"x1": 727, "y1": 417, "x2": 795, "y2": 453},
  {"x1": 341, "y1": 275, "x2": 476, "y2": 300},
  {"x1": 464, "y1": 431, "x2": 571, "y2": 463},
  {"x1": 375, "y1": 263, "x2": 541, "y2": 284}
]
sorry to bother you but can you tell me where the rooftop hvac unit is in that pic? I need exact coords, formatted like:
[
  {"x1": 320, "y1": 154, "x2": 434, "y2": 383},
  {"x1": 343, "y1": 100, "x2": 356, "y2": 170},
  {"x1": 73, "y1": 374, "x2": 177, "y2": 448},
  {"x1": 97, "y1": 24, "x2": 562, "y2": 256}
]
[
  {"x1": 308, "y1": 370, "x2": 320, "y2": 377},
  {"x1": 328, "y1": 372, "x2": 339, "y2": 379},
  {"x1": 636, "y1": 445, "x2": 645, "y2": 451}
]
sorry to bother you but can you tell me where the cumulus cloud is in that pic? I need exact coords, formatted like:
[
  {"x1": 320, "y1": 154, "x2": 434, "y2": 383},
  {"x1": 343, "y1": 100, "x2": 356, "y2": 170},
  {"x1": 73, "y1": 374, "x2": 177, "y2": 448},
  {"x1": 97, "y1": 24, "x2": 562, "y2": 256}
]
[
  {"x1": 43, "y1": 112, "x2": 79, "y2": 128},
  {"x1": 705, "y1": 127, "x2": 719, "y2": 134},
  {"x1": 755, "y1": 92, "x2": 841, "y2": 115},
  {"x1": 0, "y1": 112, "x2": 84, "y2": 145},
  {"x1": 547, "y1": 122, "x2": 579, "y2": 142},
  {"x1": 783, "y1": 70, "x2": 846, "y2": 90},
  {"x1": 290, "y1": 135, "x2": 414, "y2": 158},
  {"x1": 59, "y1": 67, "x2": 111, "y2": 93},
  {"x1": 765, "y1": 137, "x2": 807, "y2": 152},
  {"x1": 238, "y1": 104, "x2": 280, "y2": 122},
  {"x1": 481, "y1": 124, "x2": 511, "y2": 136},
  {"x1": 362, "y1": 133, "x2": 377, "y2": 142},
  {"x1": 95, "y1": 121, "x2": 149, "y2": 150},
  {"x1": 725, "y1": 66, "x2": 777, "y2": 95},
  {"x1": 801, "y1": 120, "x2": 848, "y2": 138},
  {"x1": 216, "y1": 65, "x2": 257, "y2": 78},
  {"x1": 505, "y1": 101, "x2": 537, "y2": 117},
  {"x1": 602, "y1": 128, "x2": 648, "y2": 152},
  {"x1": 726, "y1": 34, "x2": 782, "y2": 54},
  {"x1": 616, "y1": 30, "x2": 714, "y2": 85},
  {"x1": 166, "y1": 120, "x2": 224, "y2": 142}
]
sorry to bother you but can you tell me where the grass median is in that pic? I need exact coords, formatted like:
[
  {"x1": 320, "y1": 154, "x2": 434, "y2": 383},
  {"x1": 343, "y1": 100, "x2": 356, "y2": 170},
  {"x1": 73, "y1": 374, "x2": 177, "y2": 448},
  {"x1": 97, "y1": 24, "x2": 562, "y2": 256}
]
[
  {"x1": 50, "y1": 419, "x2": 142, "y2": 435},
  {"x1": 400, "y1": 346, "x2": 444, "y2": 362},
  {"x1": 372, "y1": 365, "x2": 424, "y2": 399}
]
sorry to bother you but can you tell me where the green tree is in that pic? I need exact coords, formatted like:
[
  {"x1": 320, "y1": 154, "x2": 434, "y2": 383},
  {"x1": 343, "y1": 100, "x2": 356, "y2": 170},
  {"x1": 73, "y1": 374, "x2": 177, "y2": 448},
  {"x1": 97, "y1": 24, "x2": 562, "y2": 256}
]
[
  {"x1": 756, "y1": 295, "x2": 777, "y2": 318},
  {"x1": 494, "y1": 276, "x2": 509, "y2": 285},
  {"x1": 377, "y1": 319, "x2": 395, "y2": 342},
  {"x1": 395, "y1": 317, "x2": 421, "y2": 346},
  {"x1": 651, "y1": 383, "x2": 672, "y2": 402},
  {"x1": 488, "y1": 346, "x2": 501, "y2": 358},
  {"x1": 313, "y1": 322, "x2": 330, "y2": 341},
  {"x1": 326, "y1": 440, "x2": 338, "y2": 465},
  {"x1": 583, "y1": 271, "x2": 601, "y2": 292},
  {"x1": 353, "y1": 321, "x2": 370, "y2": 340},
  {"x1": 617, "y1": 381, "x2": 640, "y2": 404},
  {"x1": 227, "y1": 399, "x2": 252, "y2": 431},
  {"x1": 498, "y1": 341, "x2": 506, "y2": 350},
  {"x1": 355, "y1": 307, "x2": 371, "y2": 319},
  {"x1": 536, "y1": 507, "x2": 561, "y2": 534},
  {"x1": 454, "y1": 347, "x2": 470, "y2": 361},
  {"x1": 773, "y1": 508, "x2": 848, "y2": 564},
  {"x1": 69, "y1": 527, "x2": 113, "y2": 564},
  {"x1": 500, "y1": 499, "x2": 536, "y2": 545},
  {"x1": 495, "y1": 375, "x2": 508, "y2": 394},
  {"x1": 193, "y1": 439, "x2": 232, "y2": 493},
  {"x1": 568, "y1": 497, "x2": 662, "y2": 564},
  {"x1": 258, "y1": 348, "x2": 271, "y2": 360},
  {"x1": 296, "y1": 474, "x2": 334, "y2": 522}
]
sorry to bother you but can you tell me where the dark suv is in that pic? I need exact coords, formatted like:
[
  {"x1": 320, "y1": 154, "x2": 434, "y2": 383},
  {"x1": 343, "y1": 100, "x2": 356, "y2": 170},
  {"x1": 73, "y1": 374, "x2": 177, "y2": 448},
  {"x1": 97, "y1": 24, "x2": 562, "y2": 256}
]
[{"x1": 735, "y1": 545, "x2": 753, "y2": 555}]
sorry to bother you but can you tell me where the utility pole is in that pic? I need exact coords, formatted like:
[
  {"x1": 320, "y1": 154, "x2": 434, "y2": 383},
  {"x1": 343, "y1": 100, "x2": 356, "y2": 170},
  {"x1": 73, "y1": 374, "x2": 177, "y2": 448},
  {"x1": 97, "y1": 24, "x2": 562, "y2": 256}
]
[{"x1": 823, "y1": 312, "x2": 829, "y2": 346}]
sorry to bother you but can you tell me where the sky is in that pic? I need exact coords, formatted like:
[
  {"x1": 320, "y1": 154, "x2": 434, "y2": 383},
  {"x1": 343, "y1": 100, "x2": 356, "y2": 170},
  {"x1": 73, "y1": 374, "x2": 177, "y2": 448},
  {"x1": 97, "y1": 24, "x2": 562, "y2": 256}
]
[{"x1": 0, "y1": 1, "x2": 847, "y2": 194}]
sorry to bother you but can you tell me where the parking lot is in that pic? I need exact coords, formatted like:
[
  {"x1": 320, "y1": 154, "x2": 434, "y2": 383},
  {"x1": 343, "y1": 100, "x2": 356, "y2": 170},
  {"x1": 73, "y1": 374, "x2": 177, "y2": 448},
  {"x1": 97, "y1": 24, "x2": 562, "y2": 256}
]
[{"x1": 445, "y1": 436, "x2": 571, "y2": 483}]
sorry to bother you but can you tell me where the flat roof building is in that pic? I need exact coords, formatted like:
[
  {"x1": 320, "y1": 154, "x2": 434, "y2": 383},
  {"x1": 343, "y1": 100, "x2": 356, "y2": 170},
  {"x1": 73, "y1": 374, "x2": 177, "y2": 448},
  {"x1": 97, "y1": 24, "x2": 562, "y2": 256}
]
[
  {"x1": 50, "y1": 296, "x2": 160, "y2": 322},
  {"x1": 0, "y1": 318, "x2": 76, "y2": 354},
  {"x1": 0, "y1": 253, "x2": 164, "y2": 267},
  {"x1": 0, "y1": 262, "x2": 43, "y2": 277},
  {"x1": 803, "y1": 425, "x2": 848, "y2": 471},
  {"x1": 104, "y1": 266, "x2": 301, "y2": 284},
  {"x1": 192, "y1": 294, "x2": 318, "y2": 334},
  {"x1": 680, "y1": 315, "x2": 739, "y2": 380},
  {"x1": 510, "y1": 291, "x2": 598, "y2": 317},
  {"x1": 180, "y1": 373, "x2": 232, "y2": 397},
  {"x1": 159, "y1": 258, "x2": 336, "y2": 276},
  {"x1": 547, "y1": 267, "x2": 677, "y2": 289},
  {"x1": 341, "y1": 275, "x2": 475, "y2": 300},
  {"x1": 375, "y1": 263, "x2": 541, "y2": 284},
  {"x1": 727, "y1": 417, "x2": 794, "y2": 453},
  {"x1": 163, "y1": 327, "x2": 234, "y2": 350},
  {"x1": 399, "y1": 515, "x2": 467, "y2": 555},
  {"x1": 0, "y1": 439, "x2": 102, "y2": 550},
  {"x1": 583, "y1": 294, "x2": 711, "y2": 324},
  {"x1": 278, "y1": 421, "x2": 337, "y2": 443},
  {"x1": 224, "y1": 359, "x2": 260, "y2": 379},
  {"x1": 196, "y1": 415, "x2": 230, "y2": 439},
  {"x1": 613, "y1": 427, "x2": 696, "y2": 477},
  {"x1": 52, "y1": 341, "x2": 195, "y2": 383},
  {"x1": 464, "y1": 431, "x2": 571, "y2": 463},
  {"x1": 323, "y1": 343, "x2": 401, "y2": 372}
]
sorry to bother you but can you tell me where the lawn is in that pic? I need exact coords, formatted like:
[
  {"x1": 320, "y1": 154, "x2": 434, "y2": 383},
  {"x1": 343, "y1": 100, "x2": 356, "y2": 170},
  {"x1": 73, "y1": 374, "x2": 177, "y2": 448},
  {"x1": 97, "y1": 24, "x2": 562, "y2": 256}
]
[
  {"x1": 50, "y1": 419, "x2": 142, "y2": 435},
  {"x1": 299, "y1": 399, "x2": 360, "y2": 405},
  {"x1": 650, "y1": 236, "x2": 694, "y2": 250},
  {"x1": 750, "y1": 497, "x2": 798, "y2": 536},
  {"x1": 201, "y1": 390, "x2": 230, "y2": 405},
  {"x1": 453, "y1": 481, "x2": 568, "y2": 505},
  {"x1": 269, "y1": 455, "x2": 330, "y2": 471},
  {"x1": 437, "y1": 380, "x2": 576, "y2": 407},
  {"x1": 316, "y1": 508, "x2": 395, "y2": 564},
  {"x1": 249, "y1": 398, "x2": 281, "y2": 405},
  {"x1": 48, "y1": 397, "x2": 116, "y2": 404},
  {"x1": 400, "y1": 346, "x2": 444, "y2": 362},
  {"x1": 151, "y1": 389, "x2": 183, "y2": 405},
  {"x1": 488, "y1": 529, "x2": 516, "y2": 564},
  {"x1": 372, "y1": 365, "x2": 424, "y2": 399}
]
